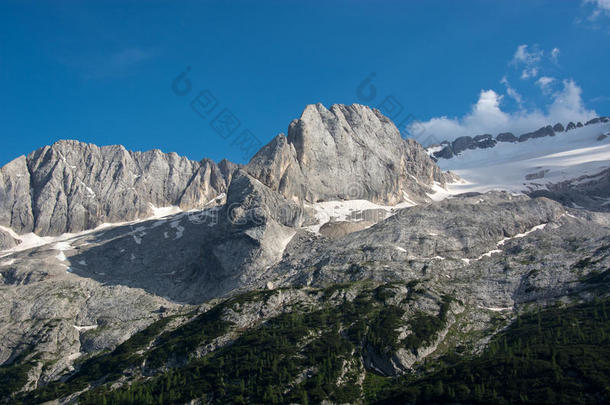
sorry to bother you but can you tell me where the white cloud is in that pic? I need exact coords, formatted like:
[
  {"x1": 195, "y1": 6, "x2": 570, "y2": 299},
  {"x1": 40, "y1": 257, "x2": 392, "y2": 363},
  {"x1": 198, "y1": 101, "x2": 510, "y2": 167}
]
[
  {"x1": 501, "y1": 76, "x2": 523, "y2": 105},
  {"x1": 513, "y1": 44, "x2": 542, "y2": 65},
  {"x1": 536, "y1": 76, "x2": 556, "y2": 93},
  {"x1": 512, "y1": 44, "x2": 543, "y2": 80},
  {"x1": 411, "y1": 80, "x2": 596, "y2": 143},
  {"x1": 584, "y1": 0, "x2": 610, "y2": 19},
  {"x1": 548, "y1": 79, "x2": 595, "y2": 123},
  {"x1": 521, "y1": 67, "x2": 539, "y2": 79},
  {"x1": 551, "y1": 47, "x2": 560, "y2": 62},
  {"x1": 512, "y1": 44, "x2": 561, "y2": 80}
]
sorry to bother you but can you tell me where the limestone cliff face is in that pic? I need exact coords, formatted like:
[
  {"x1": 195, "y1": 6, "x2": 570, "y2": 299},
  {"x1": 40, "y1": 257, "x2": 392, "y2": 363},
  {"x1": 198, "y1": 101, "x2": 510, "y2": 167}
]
[
  {"x1": 0, "y1": 228, "x2": 18, "y2": 250},
  {"x1": 0, "y1": 155, "x2": 33, "y2": 233},
  {"x1": 246, "y1": 103, "x2": 446, "y2": 204},
  {"x1": 0, "y1": 141, "x2": 234, "y2": 236},
  {"x1": 0, "y1": 104, "x2": 448, "y2": 237}
]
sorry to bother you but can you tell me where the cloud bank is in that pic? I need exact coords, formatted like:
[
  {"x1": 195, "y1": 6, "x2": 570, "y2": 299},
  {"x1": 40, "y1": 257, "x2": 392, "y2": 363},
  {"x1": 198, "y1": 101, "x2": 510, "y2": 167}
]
[{"x1": 411, "y1": 45, "x2": 597, "y2": 144}]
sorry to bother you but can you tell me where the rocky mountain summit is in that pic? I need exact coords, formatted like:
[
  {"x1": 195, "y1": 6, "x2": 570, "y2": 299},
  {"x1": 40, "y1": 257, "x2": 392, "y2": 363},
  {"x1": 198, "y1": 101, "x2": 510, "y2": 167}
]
[
  {"x1": 247, "y1": 103, "x2": 446, "y2": 204},
  {"x1": 0, "y1": 104, "x2": 446, "y2": 239},
  {"x1": 0, "y1": 103, "x2": 609, "y2": 404}
]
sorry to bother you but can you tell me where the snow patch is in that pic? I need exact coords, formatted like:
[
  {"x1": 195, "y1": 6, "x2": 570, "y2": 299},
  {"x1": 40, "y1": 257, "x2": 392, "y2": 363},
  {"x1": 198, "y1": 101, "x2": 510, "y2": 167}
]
[
  {"x1": 479, "y1": 306, "x2": 513, "y2": 312},
  {"x1": 54, "y1": 241, "x2": 72, "y2": 261},
  {"x1": 170, "y1": 220, "x2": 185, "y2": 240},
  {"x1": 54, "y1": 241, "x2": 72, "y2": 251},
  {"x1": 477, "y1": 249, "x2": 502, "y2": 260},
  {"x1": 427, "y1": 182, "x2": 452, "y2": 201},
  {"x1": 497, "y1": 223, "x2": 547, "y2": 246},
  {"x1": 149, "y1": 204, "x2": 183, "y2": 218},
  {"x1": 304, "y1": 198, "x2": 416, "y2": 233},
  {"x1": 471, "y1": 222, "x2": 548, "y2": 261},
  {"x1": 131, "y1": 226, "x2": 147, "y2": 245},
  {"x1": 73, "y1": 324, "x2": 97, "y2": 332}
]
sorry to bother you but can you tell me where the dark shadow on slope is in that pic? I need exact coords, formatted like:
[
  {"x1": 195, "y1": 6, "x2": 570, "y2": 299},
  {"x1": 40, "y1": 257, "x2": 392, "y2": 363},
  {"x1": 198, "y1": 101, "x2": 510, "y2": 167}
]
[{"x1": 65, "y1": 209, "x2": 254, "y2": 305}]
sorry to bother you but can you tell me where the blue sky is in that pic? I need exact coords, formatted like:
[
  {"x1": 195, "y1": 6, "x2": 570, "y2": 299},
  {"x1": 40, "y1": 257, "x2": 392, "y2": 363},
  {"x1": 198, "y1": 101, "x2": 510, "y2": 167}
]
[{"x1": 1, "y1": 0, "x2": 609, "y2": 166}]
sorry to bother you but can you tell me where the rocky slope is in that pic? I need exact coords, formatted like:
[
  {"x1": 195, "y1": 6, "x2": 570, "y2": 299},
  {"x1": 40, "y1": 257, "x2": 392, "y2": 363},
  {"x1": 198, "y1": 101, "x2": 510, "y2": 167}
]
[
  {"x1": 0, "y1": 103, "x2": 609, "y2": 404},
  {"x1": 3, "y1": 189, "x2": 609, "y2": 404},
  {"x1": 0, "y1": 228, "x2": 18, "y2": 250}
]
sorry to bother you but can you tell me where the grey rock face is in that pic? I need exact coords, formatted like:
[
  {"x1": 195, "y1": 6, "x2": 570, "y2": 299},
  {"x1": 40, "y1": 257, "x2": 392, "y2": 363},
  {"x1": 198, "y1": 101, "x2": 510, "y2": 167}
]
[
  {"x1": 528, "y1": 167, "x2": 610, "y2": 212},
  {"x1": 451, "y1": 136, "x2": 476, "y2": 155},
  {"x1": 433, "y1": 141, "x2": 454, "y2": 160},
  {"x1": 0, "y1": 156, "x2": 34, "y2": 233},
  {"x1": 319, "y1": 220, "x2": 375, "y2": 239},
  {"x1": 473, "y1": 134, "x2": 496, "y2": 149},
  {"x1": 1, "y1": 105, "x2": 450, "y2": 237},
  {"x1": 0, "y1": 248, "x2": 180, "y2": 387},
  {"x1": 263, "y1": 191, "x2": 608, "y2": 314},
  {"x1": 246, "y1": 103, "x2": 447, "y2": 205},
  {"x1": 496, "y1": 132, "x2": 518, "y2": 142},
  {"x1": 22, "y1": 169, "x2": 309, "y2": 306},
  {"x1": 0, "y1": 229, "x2": 18, "y2": 250},
  {"x1": 1, "y1": 187, "x2": 609, "y2": 395},
  {"x1": 518, "y1": 125, "x2": 555, "y2": 142},
  {"x1": 0, "y1": 141, "x2": 233, "y2": 236},
  {"x1": 553, "y1": 123, "x2": 565, "y2": 132},
  {"x1": 566, "y1": 122, "x2": 576, "y2": 131}
]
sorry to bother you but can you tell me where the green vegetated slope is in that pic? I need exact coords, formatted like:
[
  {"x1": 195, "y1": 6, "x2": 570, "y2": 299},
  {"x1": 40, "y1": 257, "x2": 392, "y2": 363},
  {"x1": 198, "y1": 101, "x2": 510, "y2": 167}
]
[
  {"x1": 372, "y1": 298, "x2": 610, "y2": 404},
  {"x1": 11, "y1": 282, "x2": 610, "y2": 405}
]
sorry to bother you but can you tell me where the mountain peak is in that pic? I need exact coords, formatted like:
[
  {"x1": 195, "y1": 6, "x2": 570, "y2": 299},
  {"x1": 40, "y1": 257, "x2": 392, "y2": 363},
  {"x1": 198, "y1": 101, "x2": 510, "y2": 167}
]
[
  {"x1": 0, "y1": 103, "x2": 450, "y2": 236},
  {"x1": 248, "y1": 102, "x2": 447, "y2": 204}
]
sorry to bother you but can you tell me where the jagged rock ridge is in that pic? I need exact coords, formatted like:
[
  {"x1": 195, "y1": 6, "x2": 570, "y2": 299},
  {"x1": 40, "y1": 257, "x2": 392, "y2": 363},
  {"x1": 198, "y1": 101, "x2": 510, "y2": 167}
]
[
  {"x1": 429, "y1": 116, "x2": 609, "y2": 160},
  {"x1": 0, "y1": 141, "x2": 238, "y2": 236},
  {"x1": 0, "y1": 104, "x2": 449, "y2": 237}
]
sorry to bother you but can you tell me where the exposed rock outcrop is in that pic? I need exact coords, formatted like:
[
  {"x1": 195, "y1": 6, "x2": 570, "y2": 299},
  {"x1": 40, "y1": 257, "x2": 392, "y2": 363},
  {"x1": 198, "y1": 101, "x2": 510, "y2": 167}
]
[
  {"x1": 473, "y1": 134, "x2": 496, "y2": 149},
  {"x1": 518, "y1": 125, "x2": 555, "y2": 142},
  {"x1": 0, "y1": 228, "x2": 18, "y2": 250},
  {"x1": 451, "y1": 136, "x2": 476, "y2": 155},
  {"x1": 496, "y1": 132, "x2": 518, "y2": 142},
  {"x1": 0, "y1": 141, "x2": 234, "y2": 236},
  {"x1": 246, "y1": 103, "x2": 447, "y2": 205}
]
